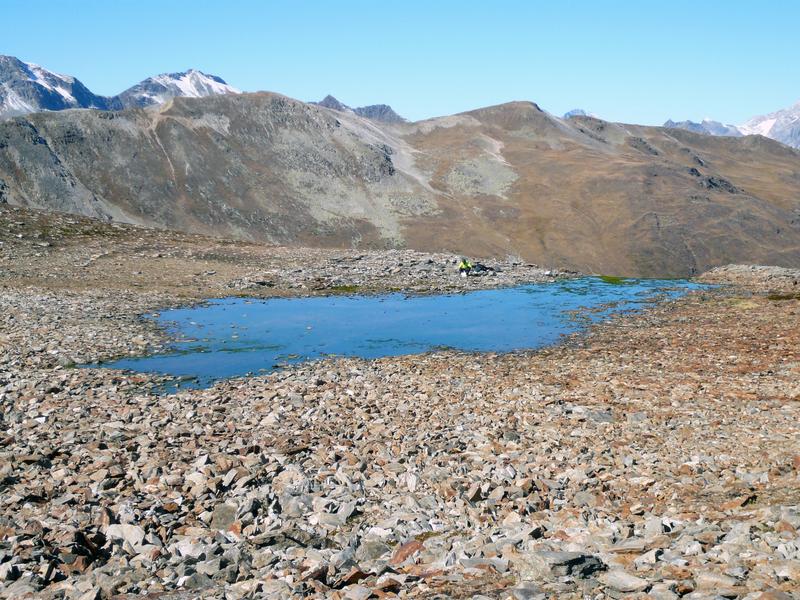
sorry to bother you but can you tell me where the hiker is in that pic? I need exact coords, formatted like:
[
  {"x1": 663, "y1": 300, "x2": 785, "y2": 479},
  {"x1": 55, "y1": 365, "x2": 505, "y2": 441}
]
[{"x1": 458, "y1": 257, "x2": 473, "y2": 277}]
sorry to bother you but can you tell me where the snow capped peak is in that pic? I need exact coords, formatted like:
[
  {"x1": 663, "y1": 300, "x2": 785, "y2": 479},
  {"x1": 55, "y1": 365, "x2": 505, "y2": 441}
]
[
  {"x1": 663, "y1": 118, "x2": 742, "y2": 138},
  {"x1": 739, "y1": 117, "x2": 777, "y2": 137},
  {"x1": 738, "y1": 100, "x2": 800, "y2": 142},
  {"x1": 115, "y1": 69, "x2": 240, "y2": 108},
  {"x1": 664, "y1": 100, "x2": 800, "y2": 149},
  {"x1": 149, "y1": 69, "x2": 239, "y2": 96},
  {"x1": 1, "y1": 56, "x2": 241, "y2": 119},
  {"x1": 1, "y1": 57, "x2": 242, "y2": 119},
  {"x1": 0, "y1": 55, "x2": 116, "y2": 119},
  {"x1": 0, "y1": 56, "x2": 74, "y2": 98},
  {"x1": 563, "y1": 108, "x2": 597, "y2": 119}
]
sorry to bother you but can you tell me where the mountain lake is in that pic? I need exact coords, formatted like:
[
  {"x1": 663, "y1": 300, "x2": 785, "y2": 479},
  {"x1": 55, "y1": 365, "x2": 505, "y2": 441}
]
[{"x1": 98, "y1": 277, "x2": 707, "y2": 390}]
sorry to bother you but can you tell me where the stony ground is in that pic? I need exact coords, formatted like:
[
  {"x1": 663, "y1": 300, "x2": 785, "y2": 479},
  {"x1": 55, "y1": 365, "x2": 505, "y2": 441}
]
[
  {"x1": 0, "y1": 206, "x2": 570, "y2": 299},
  {"x1": 1, "y1": 207, "x2": 799, "y2": 599}
]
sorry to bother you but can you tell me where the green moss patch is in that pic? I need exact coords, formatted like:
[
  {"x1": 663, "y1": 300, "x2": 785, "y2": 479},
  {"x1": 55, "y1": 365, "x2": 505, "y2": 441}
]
[{"x1": 599, "y1": 275, "x2": 628, "y2": 285}]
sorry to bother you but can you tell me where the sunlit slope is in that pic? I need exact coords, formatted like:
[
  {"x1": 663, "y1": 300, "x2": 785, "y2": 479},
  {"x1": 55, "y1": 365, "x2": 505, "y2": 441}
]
[{"x1": 1, "y1": 93, "x2": 798, "y2": 276}]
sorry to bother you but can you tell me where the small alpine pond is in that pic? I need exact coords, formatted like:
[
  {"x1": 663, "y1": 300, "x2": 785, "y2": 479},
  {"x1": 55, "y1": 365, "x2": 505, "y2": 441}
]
[{"x1": 100, "y1": 277, "x2": 706, "y2": 390}]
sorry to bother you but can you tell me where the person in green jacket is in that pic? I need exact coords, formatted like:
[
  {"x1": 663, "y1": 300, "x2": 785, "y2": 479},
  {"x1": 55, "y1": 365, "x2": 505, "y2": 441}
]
[{"x1": 458, "y1": 257, "x2": 473, "y2": 276}]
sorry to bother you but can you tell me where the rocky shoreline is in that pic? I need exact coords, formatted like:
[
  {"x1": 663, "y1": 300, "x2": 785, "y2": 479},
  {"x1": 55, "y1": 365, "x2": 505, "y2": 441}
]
[
  {"x1": 0, "y1": 206, "x2": 575, "y2": 301},
  {"x1": 1, "y1": 208, "x2": 799, "y2": 599}
]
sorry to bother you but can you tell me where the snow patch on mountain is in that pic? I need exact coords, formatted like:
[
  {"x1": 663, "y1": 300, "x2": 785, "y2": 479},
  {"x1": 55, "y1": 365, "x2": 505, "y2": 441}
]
[
  {"x1": 738, "y1": 101, "x2": 800, "y2": 148},
  {"x1": 116, "y1": 69, "x2": 240, "y2": 108},
  {"x1": 739, "y1": 117, "x2": 777, "y2": 137},
  {"x1": 1, "y1": 56, "x2": 240, "y2": 119},
  {"x1": 27, "y1": 63, "x2": 76, "y2": 100},
  {"x1": 151, "y1": 70, "x2": 238, "y2": 98},
  {"x1": 666, "y1": 100, "x2": 800, "y2": 149},
  {"x1": 664, "y1": 119, "x2": 742, "y2": 138},
  {"x1": 0, "y1": 85, "x2": 33, "y2": 115},
  {"x1": 0, "y1": 56, "x2": 98, "y2": 119}
]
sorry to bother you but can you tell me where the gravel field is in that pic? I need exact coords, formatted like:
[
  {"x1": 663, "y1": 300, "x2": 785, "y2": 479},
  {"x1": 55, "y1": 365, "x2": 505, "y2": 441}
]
[{"x1": 1, "y1": 207, "x2": 799, "y2": 599}]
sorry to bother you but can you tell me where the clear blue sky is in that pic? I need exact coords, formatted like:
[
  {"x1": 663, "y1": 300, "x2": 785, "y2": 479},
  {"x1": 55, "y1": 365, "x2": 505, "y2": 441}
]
[{"x1": 3, "y1": 0, "x2": 798, "y2": 124}]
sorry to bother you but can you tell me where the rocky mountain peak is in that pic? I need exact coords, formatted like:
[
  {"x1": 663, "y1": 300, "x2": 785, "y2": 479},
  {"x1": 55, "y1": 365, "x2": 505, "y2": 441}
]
[
  {"x1": 665, "y1": 100, "x2": 800, "y2": 149},
  {"x1": 738, "y1": 100, "x2": 800, "y2": 148},
  {"x1": 663, "y1": 119, "x2": 742, "y2": 138},
  {"x1": 0, "y1": 55, "x2": 117, "y2": 119},
  {"x1": 0, "y1": 55, "x2": 238, "y2": 119},
  {"x1": 115, "y1": 69, "x2": 240, "y2": 108},
  {"x1": 564, "y1": 108, "x2": 590, "y2": 118},
  {"x1": 353, "y1": 104, "x2": 405, "y2": 124},
  {"x1": 313, "y1": 95, "x2": 406, "y2": 123},
  {"x1": 316, "y1": 95, "x2": 349, "y2": 112}
]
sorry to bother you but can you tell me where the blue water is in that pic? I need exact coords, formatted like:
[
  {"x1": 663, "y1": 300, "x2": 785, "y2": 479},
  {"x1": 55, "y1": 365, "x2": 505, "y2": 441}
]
[{"x1": 101, "y1": 277, "x2": 704, "y2": 389}]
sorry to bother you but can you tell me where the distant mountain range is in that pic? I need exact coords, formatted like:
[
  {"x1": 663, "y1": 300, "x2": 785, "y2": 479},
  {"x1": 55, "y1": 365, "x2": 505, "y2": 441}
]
[
  {"x1": 4, "y1": 54, "x2": 799, "y2": 149},
  {"x1": 115, "y1": 70, "x2": 239, "y2": 109},
  {"x1": 663, "y1": 119, "x2": 742, "y2": 137},
  {"x1": 563, "y1": 108, "x2": 597, "y2": 119},
  {"x1": 313, "y1": 95, "x2": 406, "y2": 123},
  {"x1": 0, "y1": 55, "x2": 408, "y2": 126},
  {"x1": 739, "y1": 102, "x2": 800, "y2": 148},
  {"x1": 0, "y1": 55, "x2": 120, "y2": 117},
  {"x1": 665, "y1": 101, "x2": 800, "y2": 148},
  {"x1": 0, "y1": 55, "x2": 240, "y2": 120}
]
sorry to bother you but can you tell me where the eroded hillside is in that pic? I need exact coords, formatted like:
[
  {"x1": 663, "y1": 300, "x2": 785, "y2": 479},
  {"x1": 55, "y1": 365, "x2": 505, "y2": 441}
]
[{"x1": 1, "y1": 93, "x2": 799, "y2": 276}]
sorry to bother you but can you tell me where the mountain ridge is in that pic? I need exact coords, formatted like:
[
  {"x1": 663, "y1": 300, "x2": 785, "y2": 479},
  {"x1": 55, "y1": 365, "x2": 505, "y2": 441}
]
[
  {"x1": 0, "y1": 55, "x2": 122, "y2": 118},
  {"x1": 312, "y1": 94, "x2": 406, "y2": 123},
  {"x1": 738, "y1": 100, "x2": 800, "y2": 148},
  {"x1": 115, "y1": 69, "x2": 239, "y2": 109},
  {"x1": 664, "y1": 100, "x2": 800, "y2": 149},
  {"x1": 664, "y1": 118, "x2": 742, "y2": 138},
  {"x1": 0, "y1": 55, "x2": 238, "y2": 120},
  {"x1": 1, "y1": 91, "x2": 798, "y2": 277},
  {"x1": 4, "y1": 54, "x2": 799, "y2": 150}
]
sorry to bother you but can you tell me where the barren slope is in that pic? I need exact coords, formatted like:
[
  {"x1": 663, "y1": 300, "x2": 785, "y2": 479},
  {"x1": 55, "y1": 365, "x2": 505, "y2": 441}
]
[
  {"x1": 1, "y1": 93, "x2": 799, "y2": 276},
  {"x1": 398, "y1": 105, "x2": 800, "y2": 276}
]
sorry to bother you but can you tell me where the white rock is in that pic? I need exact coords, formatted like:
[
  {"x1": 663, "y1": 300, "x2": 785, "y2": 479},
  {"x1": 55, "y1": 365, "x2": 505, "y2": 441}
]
[{"x1": 105, "y1": 523, "x2": 146, "y2": 550}]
